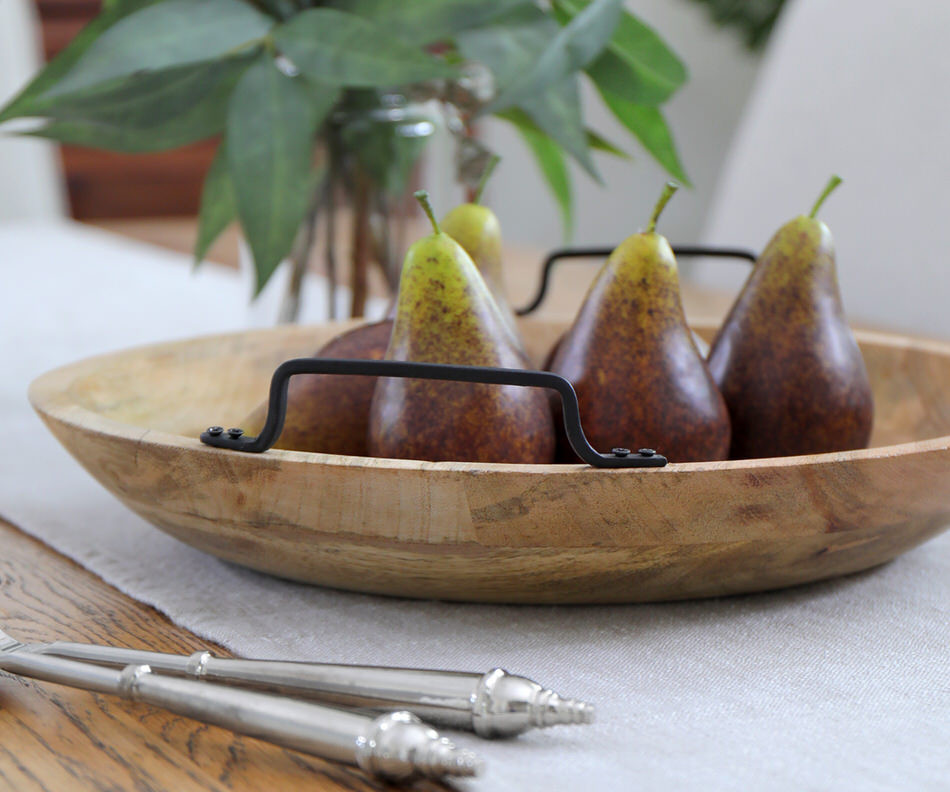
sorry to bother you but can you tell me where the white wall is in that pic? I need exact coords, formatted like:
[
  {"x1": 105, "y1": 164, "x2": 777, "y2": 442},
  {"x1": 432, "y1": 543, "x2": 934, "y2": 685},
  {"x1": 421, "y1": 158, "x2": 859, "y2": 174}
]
[
  {"x1": 0, "y1": 0, "x2": 66, "y2": 220},
  {"x1": 695, "y1": 0, "x2": 950, "y2": 337},
  {"x1": 477, "y1": 0, "x2": 763, "y2": 249}
]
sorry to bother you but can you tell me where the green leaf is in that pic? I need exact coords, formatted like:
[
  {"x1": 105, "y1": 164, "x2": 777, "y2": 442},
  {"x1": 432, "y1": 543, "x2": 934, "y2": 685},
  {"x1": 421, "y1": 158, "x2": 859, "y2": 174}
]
[
  {"x1": 45, "y1": 0, "x2": 272, "y2": 98},
  {"x1": 599, "y1": 92, "x2": 690, "y2": 185},
  {"x1": 498, "y1": 109, "x2": 573, "y2": 237},
  {"x1": 255, "y1": 0, "x2": 298, "y2": 21},
  {"x1": 683, "y1": 0, "x2": 786, "y2": 50},
  {"x1": 41, "y1": 55, "x2": 254, "y2": 131},
  {"x1": 0, "y1": 0, "x2": 162, "y2": 123},
  {"x1": 554, "y1": 0, "x2": 687, "y2": 105},
  {"x1": 457, "y1": 5, "x2": 556, "y2": 85},
  {"x1": 273, "y1": 8, "x2": 456, "y2": 88},
  {"x1": 24, "y1": 57, "x2": 251, "y2": 153},
  {"x1": 587, "y1": 129, "x2": 629, "y2": 158},
  {"x1": 585, "y1": 51, "x2": 675, "y2": 106},
  {"x1": 520, "y1": 82, "x2": 600, "y2": 182},
  {"x1": 480, "y1": 0, "x2": 622, "y2": 115},
  {"x1": 227, "y1": 55, "x2": 338, "y2": 293},
  {"x1": 27, "y1": 115, "x2": 220, "y2": 153},
  {"x1": 458, "y1": 9, "x2": 598, "y2": 180},
  {"x1": 325, "y1": 0, "x2": 529, "y2": 45},
  {"x1": 195, "y1": 142, "x2": 237, "y2": 265}
]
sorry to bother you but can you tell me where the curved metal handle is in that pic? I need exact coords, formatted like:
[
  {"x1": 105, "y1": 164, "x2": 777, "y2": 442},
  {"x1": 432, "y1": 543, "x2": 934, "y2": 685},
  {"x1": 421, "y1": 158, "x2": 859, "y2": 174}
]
[
  {"x1": 516, "y1": 244, "x2": 758, "y2": 316},
  {"x1": 199, "y1": 358, "x2": 667, "y2": 469}
]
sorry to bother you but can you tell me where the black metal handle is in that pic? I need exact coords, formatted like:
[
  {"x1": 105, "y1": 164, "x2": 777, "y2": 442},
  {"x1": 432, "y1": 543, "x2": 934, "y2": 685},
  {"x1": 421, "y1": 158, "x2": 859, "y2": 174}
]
[
  {"x1": 200, "y1": 358, "x2": 667, "y2": 469},
  {"x1": 516, "y1": 244, "x2": 758, "y2": 316}
]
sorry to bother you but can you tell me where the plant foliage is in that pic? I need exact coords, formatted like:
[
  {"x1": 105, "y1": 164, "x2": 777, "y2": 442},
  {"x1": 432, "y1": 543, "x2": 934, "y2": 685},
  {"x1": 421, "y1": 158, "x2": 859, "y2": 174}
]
[
  {"x1": 686, "y1": 0, "x2": 787, "y2": 50},
  {"x1": 1, "y1": 0, "x2": 689, "y2": 293}
]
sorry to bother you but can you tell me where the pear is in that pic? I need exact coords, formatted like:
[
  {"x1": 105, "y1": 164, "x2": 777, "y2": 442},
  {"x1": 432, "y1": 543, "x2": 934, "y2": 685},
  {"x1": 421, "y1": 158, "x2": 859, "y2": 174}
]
[
  {"x1": 242, "y1": 319, "x2": 393, "y2": 455},
  {"x1": 543, "y1": 327, "x2": 710, "y2": 370},
  {"x1": 707, "y1": 176, "x2": 873, "y2": 458},
  {"x1": 549, "y1": 183, "x2": 731, "y2": 463},
  {"x1": 368, "y1": 191, "x2": 555, "y2": 463},
  {"x1": 440, "y1": 157, "x2": 521, "y2": 342}
]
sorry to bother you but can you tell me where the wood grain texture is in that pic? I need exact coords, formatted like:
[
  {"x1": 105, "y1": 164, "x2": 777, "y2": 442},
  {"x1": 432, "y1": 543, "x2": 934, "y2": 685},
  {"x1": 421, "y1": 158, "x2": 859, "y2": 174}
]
[
  {"x1": 27, "y1": 319, "x2": 950, "y2": 603},
  {"x1": 0, "y1": 518, "x2": 453, "y2": 791}
]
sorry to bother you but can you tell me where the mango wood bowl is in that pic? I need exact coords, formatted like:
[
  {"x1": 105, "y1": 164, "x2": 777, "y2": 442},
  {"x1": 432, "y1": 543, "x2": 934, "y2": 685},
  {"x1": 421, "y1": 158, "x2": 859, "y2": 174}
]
[{"x1": 29, "y1": 319, "x2": 950, "y2": 604}]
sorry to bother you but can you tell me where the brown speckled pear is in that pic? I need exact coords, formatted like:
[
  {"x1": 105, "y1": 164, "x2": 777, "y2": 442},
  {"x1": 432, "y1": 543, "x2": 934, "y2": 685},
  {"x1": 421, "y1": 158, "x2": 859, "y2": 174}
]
[
  {"x1": 549, "y1": 183, "x2": 730, "y2": 463},
  {"x1": 543, "y1": 327, "x2": 709, "y2": 370},
  {"x1": 368, "y1": 191, "x2": 555, "y2": 463},
  {"x1": 707, "y1": 175, "x2": 873, "y2": 459},
  {"x1": 440, "y1": 159, "x2": 521, "y2": 343},
  {"x1": 242, "y1": 319, "x2": 392, "y2": 455}
]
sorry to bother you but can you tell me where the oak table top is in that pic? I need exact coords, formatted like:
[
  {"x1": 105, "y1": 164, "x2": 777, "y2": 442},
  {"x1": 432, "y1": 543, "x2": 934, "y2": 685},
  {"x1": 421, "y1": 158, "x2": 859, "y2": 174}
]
[{"x1": 0, "y1": 518, "x2": 455, "y2": 792}]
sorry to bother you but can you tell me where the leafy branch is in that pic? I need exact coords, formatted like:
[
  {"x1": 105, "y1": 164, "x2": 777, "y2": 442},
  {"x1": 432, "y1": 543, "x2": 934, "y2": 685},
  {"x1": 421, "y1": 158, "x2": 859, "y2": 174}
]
[{"x1": 0, "y1": 0, "x2": 690, "y2": 298}]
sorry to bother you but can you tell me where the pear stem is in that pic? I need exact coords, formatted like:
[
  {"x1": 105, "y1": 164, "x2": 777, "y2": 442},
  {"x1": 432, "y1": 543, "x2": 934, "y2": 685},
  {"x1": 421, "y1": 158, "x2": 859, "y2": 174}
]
[
  {"x1": 809, "y1": 174, "x2": 842, "y2": 218},
  {"x1": 647, "y1": 182, "x2": 679, "y2": 233},
  {"x1": 414, "y1": 190, "x2": 441, "y2": 235},
  {"x1": 472, "y1": 155, "x2": 501, "y2": 205}
]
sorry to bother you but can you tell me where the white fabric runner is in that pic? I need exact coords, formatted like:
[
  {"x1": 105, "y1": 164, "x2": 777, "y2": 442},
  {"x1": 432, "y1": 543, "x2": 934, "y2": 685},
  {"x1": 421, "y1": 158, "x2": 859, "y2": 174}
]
[{"x1": 2, "y1": 221, "x2": 948, "y2": 790}]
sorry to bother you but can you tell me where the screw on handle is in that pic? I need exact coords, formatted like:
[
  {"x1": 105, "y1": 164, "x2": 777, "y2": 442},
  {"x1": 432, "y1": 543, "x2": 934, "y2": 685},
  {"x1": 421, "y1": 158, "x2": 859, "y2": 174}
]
[
  {"x1": 515, "y1": 244, "x2": 759, "y2": 316},
  {"x1": 199, "y1": 359, "x2": 668, "y2": 469}
]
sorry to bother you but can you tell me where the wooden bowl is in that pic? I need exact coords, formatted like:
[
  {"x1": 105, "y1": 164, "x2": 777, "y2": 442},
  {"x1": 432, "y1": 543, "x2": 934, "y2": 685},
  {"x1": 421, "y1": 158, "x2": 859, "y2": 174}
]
[{"x1": 30, "y1": 319, "x2": 950, "y2": 603}]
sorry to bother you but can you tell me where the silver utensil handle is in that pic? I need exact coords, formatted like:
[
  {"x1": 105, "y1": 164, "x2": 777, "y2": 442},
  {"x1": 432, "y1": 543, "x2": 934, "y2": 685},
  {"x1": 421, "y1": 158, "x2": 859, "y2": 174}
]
[
  {"x1": 1, "y1": 648, "x2": 123, "y2": 694},
  {"x1": 41, "y1": 641, "x2": 194, "y2": 673},
  {"x1": 118, "y1": 664, "x2": 369, "y2": 761},
  {"x1": 42, "y1": 642, "x2": 483, "y2": 726},
  {"x1": 40, "y1": 641, "x2": 594, "y2": 737},
  {"x1": 0, "y1": 652, "x2": 481, "y2": 782},
  {"x1": 123, "y1": 668, "x2": 482, "y2": 780}
]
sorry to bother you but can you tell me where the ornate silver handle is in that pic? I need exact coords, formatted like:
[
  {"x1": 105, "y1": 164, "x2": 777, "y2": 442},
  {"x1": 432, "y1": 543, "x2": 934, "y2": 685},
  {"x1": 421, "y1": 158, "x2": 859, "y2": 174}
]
[
  {"x1": 38, "y1": 642, "x2": 593, "y2": 737},
  {"x1": 0, "y1": 651, "x2": 481, "y2": 782}
]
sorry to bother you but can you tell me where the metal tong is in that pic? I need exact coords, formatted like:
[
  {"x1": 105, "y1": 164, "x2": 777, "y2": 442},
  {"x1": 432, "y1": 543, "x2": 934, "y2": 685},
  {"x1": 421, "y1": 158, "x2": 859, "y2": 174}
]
[
  {"x1": 0, "y1": 628, "x2": 480, "y2": 783},
  {"x1": 30, "y1": 640, "x2": 594, "y2": 738},
  {"x1": 1, "y1": 630, "x2": 596, "y2": 782}
]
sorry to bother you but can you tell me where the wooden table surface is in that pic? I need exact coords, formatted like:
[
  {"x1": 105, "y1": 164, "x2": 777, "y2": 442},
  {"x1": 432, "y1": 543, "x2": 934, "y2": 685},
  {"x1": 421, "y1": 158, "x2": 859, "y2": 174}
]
[
  {"x1": 0, "y1": 519, "x2": 453, "y2": 792},
  {"x1": 1, "y1": 218, "x2": 736, "y2": 790}
]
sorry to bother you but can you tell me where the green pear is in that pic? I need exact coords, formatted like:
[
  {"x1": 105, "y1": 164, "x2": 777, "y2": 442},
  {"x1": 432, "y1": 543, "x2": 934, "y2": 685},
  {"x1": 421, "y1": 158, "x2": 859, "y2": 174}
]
[
  {"x1": 440, "y1": 184, "x2": 522, "y2": 347},
  {"x1": 707, "y1": 175, "x2": 873, "y2": 458},
  {"x1": 368, "y1": 191, "x2": 555, "y2": 463},
  {"x1": 441, "y1": 156, "x2": 521, "y2": 342},
  {"x1": 549, "y1": 183, "x2": 731, "y2": 462}
]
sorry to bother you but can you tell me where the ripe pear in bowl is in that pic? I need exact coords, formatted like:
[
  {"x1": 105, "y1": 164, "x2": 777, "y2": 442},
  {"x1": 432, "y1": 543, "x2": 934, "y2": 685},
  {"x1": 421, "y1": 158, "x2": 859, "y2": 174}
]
[
  {"x1": 242, "y1": 319, "x2": 393, "y2": 455},
  {"x1": 368, "y1": 191, "x2": 555, "y2": 464},
  {"x1": 708, "y1": 175, "x2": 873, "y2": 459},
  {"x1": 549, "y1": 183, "x2": 731, "y2": 463},
  {"x1": 440, "y1": 159, "x2": 521, "y2": 345}
]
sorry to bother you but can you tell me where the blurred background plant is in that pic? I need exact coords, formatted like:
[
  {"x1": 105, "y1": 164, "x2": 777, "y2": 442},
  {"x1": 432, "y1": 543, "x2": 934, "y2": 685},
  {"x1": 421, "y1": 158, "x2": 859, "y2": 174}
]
[
  {"x1": 0, "y1": 0, "x2": 691, "y2": 321},
  {"x1": 686, "y1": 0, "x2": 787, "y2": 49}
]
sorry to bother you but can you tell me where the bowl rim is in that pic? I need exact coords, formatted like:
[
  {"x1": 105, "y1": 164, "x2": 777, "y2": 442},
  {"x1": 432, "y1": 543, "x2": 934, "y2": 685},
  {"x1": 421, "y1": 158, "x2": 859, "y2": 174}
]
[{"x1": 28, "y1": 323, "x2": 950, "y2": 476}]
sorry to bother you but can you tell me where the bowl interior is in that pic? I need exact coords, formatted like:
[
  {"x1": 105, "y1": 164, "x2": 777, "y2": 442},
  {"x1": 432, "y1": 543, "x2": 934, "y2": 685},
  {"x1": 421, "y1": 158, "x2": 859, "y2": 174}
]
[{"x1": 54, "y1": 319, "x2": 950, "y2": 453}]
